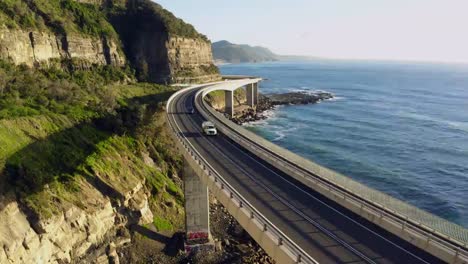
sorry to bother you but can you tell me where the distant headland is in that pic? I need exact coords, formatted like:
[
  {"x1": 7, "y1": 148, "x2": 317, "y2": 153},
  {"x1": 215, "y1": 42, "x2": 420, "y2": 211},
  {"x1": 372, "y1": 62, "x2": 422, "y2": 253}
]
[{"x1": 212, "y1": 40, "x2": 319, "y2": 64}]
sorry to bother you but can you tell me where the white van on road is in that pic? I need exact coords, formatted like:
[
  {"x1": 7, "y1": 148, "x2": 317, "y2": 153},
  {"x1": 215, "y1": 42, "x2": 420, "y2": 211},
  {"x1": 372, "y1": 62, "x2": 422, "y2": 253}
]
[{"x1": 202, "y1": 121, "x2": 217, "y2": 136}]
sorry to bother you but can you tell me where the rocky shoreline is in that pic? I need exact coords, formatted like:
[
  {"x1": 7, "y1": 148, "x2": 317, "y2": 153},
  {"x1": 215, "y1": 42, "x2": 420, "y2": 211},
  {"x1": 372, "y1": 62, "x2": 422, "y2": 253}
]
[{"x1": 231, "y1": 91, "x2": 334, "y2": 124}]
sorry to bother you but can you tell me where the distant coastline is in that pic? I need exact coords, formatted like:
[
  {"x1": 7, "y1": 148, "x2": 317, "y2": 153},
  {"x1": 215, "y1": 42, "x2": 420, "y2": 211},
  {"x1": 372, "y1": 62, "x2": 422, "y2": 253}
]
[
  {"x1": 212, "y1": 40, "x2": 320, "y2": 64},
  {"x1": 214, "y1": 60, "x2": 232, "y2": 66},
  {"x1": 213, "y1": 40, "x2": 468, "y2": 66}
]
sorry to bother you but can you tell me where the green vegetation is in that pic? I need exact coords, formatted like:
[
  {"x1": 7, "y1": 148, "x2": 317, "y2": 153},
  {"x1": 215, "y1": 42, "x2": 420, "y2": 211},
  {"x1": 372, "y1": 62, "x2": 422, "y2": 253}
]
[
  {"x1": 150, "y1": 2, "x2": 208, "y2": 41},
  {"x1": 201, "y1": 64, "x2": 220, "y2": 75},
  {"x1": 153, "y1": 216, "x2": 173, "y2": 232},
  {"x1": 0, "y1": 60, "x2": 183, "y2": 220},
  {"x1": 205, "y1": 88, "x2": 246, "y2": 109},
  {"x1": 0, "y1": 59, "x2": 134, "y2": 120},
  {"x1": 174, "y1": 64, "x2": 220, "y2": 78},
  {"x1": 0, "y1": 0, "x2": 213, "y2": 226},
  {"x1": 120, "y1": 0, "x2": 208, "y2": 41},
  {"x1": 0, "y1": 0, "x2": 118, "y2": 38},
  {"x1": 0, "y1": 0, "x2": 42, "y2": 29}
]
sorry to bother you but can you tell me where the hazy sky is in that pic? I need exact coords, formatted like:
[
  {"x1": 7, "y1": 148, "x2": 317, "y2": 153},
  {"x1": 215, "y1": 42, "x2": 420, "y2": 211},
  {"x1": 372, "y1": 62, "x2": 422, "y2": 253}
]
[{"x1": 155, "y1": 0, "x2": 468, "y2": 63}]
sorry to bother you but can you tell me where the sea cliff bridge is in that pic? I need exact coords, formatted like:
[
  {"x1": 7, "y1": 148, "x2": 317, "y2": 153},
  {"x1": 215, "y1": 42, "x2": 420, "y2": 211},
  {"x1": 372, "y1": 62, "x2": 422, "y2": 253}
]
[{"x1": 166, "y1": 77, "x2": 468, "y2": 264}]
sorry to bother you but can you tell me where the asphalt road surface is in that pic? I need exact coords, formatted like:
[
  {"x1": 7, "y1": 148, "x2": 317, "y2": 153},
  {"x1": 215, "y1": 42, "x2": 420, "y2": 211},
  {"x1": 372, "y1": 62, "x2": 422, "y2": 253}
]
[{"x1": 168, "y1": 87, "x2": 444, "y2": 264}]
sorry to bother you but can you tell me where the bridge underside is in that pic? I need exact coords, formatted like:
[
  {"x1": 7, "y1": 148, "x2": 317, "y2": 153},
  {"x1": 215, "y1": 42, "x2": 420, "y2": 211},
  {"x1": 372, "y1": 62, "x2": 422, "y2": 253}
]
[{"x1": 224, "y1": 82, "x2": 259, "y2": 117}]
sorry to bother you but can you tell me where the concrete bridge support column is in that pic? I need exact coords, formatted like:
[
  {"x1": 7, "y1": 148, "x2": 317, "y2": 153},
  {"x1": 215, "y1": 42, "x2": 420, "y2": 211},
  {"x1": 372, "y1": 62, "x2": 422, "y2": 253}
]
[
  {"x1": 246, "y1": 84, "x2": 255, "y2": 107},
  {"x1": 253, "y1": 82, "x2": 259, "y2": 105},
  {"x1": 183, "y1": 161, "x2": 213, "y2": 253},
  {"x1": 225, "y1": 90, "x2": 234, "y2": 117}
]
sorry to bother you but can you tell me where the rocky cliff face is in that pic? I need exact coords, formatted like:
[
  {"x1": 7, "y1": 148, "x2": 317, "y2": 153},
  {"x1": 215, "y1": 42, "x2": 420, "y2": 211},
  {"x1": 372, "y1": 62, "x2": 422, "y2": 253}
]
[
  {"x1": 0, "y1": 26, "x2": 124, "y2": 68},
  {"x1": 0, "y1": 0, "x2": 220, "y2": 84},
  {"x1": 167, "y1": 37, "x2": 220, "y2": 83},
  {"x1": 109, "y1": 0, "x2": 220, "y2": 84},
  {"x1": 117, "y1": 29, "x2": 220, "y2": 84},
  {"x1": 0, "y1": 176, "x2": 154, "y2": 263}
]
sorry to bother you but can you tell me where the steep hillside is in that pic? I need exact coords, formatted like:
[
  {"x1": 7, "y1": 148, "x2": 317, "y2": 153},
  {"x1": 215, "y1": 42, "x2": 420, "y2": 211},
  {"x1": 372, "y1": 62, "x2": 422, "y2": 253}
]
[
  {"x1": 109, "y1": 0, "x2": 219, "y2": 83},
  {"x1": 0, "y1": 0, "x2": 125, "y2": 68},
  {"x1": 0, "y1": 0, "x2": 220, "y2": 83},
  {"x1": 0, "y1": 1, "x2": 222, "y2": 262},
  {"x1": 212, "y1": 40, "x2": 278, "y2": 63},
  {"x1": 0, "y1": 59, "x2": 185, "y2": 263}
]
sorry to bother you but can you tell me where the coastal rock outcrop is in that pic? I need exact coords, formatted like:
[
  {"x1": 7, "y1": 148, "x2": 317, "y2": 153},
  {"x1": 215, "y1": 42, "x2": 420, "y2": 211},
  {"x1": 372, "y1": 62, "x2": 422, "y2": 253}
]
[
  {"x1": 267, "y1": 91, "x2": 333, "y2": 105},
  {"x1": 206, "y1": 89, "x2": 334, "y2": 124}
]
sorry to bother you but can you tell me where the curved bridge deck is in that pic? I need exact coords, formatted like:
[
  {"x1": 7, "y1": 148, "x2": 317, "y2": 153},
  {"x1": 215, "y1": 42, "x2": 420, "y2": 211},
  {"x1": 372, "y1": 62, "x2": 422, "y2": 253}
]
[{"x1": 167, "y1": 85, "x2": 451, "y2": 263}]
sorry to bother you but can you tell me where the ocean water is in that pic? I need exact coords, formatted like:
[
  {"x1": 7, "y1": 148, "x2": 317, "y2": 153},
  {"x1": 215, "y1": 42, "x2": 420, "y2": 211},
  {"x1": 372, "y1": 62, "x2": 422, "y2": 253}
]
[{"x1": 219, "y1": 60, "x2": 468, "y2": 228}]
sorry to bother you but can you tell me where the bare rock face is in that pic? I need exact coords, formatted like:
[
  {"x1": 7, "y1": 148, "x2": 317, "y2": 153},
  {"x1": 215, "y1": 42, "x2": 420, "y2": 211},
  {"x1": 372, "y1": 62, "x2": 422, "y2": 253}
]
[
  {"x1": 123, "y1": 182, "x2": 154, "y2": 225},
  {"x1": 0, "y1": 26, "x2": 125, "y2": 68},
  {"x1": 0, "y1": 188, "x2": 115, "y2": 264},
  {"x1": 118, "y1": 31, "x2": 220, "y2": 84},
  {"x1": 110, "y1": 1, "x2": 221, "y2": 84},
  {"x1": 167, "y1": 37, "x2": 221, "y2": 84},
  {"x1": 0, "y1": 175, "x2": 155, "y2": 264}
]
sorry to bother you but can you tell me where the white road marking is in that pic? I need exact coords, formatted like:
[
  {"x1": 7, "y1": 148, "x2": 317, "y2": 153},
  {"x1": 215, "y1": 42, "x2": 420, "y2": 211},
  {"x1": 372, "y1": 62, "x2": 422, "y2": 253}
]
[
  {"x1": 172, "y1": 87, "x2": 432, "y2": 264},
  {"x1": 195, "y1": 92, "x2": 432, "y2": 264}
]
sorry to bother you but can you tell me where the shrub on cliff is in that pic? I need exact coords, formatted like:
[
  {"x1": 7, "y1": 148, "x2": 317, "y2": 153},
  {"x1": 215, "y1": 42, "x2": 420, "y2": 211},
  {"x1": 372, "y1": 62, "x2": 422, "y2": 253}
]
[
  {"x1": 121, "y1": 0, "x2": 208, "y2": 40},
  {"x1": 0, "y1": 72, "x2": 181, "y2": 219},
  {"x1": 0, "y1": 0, "x2": 118, "y2": 39},
  {"x1": 0, "y1": 59, "x2": 133, "y2": 119}
]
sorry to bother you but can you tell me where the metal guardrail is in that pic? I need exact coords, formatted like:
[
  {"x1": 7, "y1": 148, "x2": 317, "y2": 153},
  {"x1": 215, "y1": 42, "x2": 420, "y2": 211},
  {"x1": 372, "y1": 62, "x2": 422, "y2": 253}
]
[
  {"x1": 195, "y1": 84, "x2": 468, "y2": 263},
  {"x1": 166, "y1": 86, "x2": 319, "y2": 264}
]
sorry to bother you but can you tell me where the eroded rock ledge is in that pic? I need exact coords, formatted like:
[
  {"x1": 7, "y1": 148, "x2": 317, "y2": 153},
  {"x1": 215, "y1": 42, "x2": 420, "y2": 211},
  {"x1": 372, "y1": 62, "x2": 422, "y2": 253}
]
[
  {"x1": 232, "y1": 91, "x2": 334, "y2": 124},
  {"x1": 266, "y1": 91, "x2": 333, "y2": 105},
  {"x1": 0, "y1": 26, "x2": 125, "y2": 68},
  {"x1": 0, "y1": 175, "x2": 155, "y2": 263}
]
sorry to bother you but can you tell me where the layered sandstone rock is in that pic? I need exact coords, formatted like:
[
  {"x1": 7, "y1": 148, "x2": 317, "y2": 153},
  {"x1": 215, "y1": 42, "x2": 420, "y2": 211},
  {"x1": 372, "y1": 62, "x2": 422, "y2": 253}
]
[
  {"x1": 0, "y1": 190, "x2": 114, "y2": 263},
  {"x1": 0, "y1": 26, "x2": 125, "y2": 68},
  {"x1": 117, "y1": 31, "x2": 220, "y2": 84},
  {"x1": 0, "y1": 177, "x2": 153, "y2": 263},
  {"x1": 167, "y1": 37, "x2": 220, "y2": 83}
]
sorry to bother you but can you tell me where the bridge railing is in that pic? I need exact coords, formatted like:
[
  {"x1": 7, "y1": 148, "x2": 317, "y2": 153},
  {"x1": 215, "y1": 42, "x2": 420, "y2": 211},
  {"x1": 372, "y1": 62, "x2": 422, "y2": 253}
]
[
  {"x1": 195, "y1": 86, "x2": 468, "y2": 264},
  {"x1": 166, "y1": 85, "x2": 319, "y2": 264}
]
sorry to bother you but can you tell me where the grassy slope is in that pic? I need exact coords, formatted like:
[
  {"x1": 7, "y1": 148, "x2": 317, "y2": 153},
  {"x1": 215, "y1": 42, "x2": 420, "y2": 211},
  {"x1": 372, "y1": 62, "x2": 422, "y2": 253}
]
[
  {"x1": 0, "y1": 0, "x2": 216, "y2": 229},
  {"x1": 0, "y1": 73, "x2": 184, "y2": 230}
]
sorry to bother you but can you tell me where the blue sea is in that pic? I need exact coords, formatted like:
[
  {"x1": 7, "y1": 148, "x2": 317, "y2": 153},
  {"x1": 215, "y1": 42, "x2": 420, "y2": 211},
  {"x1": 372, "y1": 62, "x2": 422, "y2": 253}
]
[{"x1": 219, "y1": 60, "x2": 468, "y2": 228}]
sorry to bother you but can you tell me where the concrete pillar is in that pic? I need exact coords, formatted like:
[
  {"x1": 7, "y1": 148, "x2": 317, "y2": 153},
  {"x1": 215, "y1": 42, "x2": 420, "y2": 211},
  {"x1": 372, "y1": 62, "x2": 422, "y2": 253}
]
[
  {"x1": 246, "y1": 84, "x2": 255, "y2": 107},
  {"x1": 225, "y1": 90, "x2": 234, "y2": 117},
  {"x1": 253, "y1": 82, "x2": 259, "y2": 105},
  {"x1": 184, "y1": 161, "x2": 212, "y2": 252}
]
